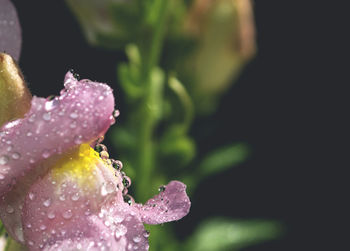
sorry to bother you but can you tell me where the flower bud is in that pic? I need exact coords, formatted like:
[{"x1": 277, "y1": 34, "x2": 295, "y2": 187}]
[
  {"x1": 183, "y1": 0, "x2": 256, "y2": 114},
  {"x1": 0, "y1": 53, "x2": 31, "y2": 127}
]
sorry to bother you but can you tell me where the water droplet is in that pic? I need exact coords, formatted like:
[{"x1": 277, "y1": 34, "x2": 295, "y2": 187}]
[
  {"x1": 0, "y1": 155, "x2": 9, "y2": 165},
  {"x1": 100, "y1": 151, "x2": 109, "y2": 160},
  {"x1": 59, "y1": 194, "x2": 66, "y2": 201},
  {"x1": 6, "y1": 145, "x2": 13, "y2": 151},
  {"x1": 45, "y1": 99, "x2": 59, "y2": 111},
  {"x1": 98, "y1": 95, "x2": 104, "y2": 101},
  {"x1": 28, "y1": 241, "x2": 34, "y2": 246},
  {"x1": 42, "y1": 149, "x2": 50, "y2": 159},
  {"x1": 94, "y1": 144, "x2": 107, "y2": 153},
  {"x1": 158, "y1": 186, "x2": 166, "y2": 192},
  {"x1": 26, "y1": 223, "x2": 32, "y2": 229},
  {"x1": 143, "y1": 230, "x2": 150, "y2": 238},
  {"x1": 0, "y1": 174, "x2": 4, "y2": 180},
  {"x1": 113, "y1": 110, "x2": 120, "y2": 118},
  {"x1": 48, "y1": 212, "x2": 55, "y2": 219},
  {"x1": 6, "y1": 205, "x2": 14, "y2": 214},
  {"x1": 62, "y1": 210, "x2": 73, "y2": 219},
  {"x1": 133, "y1": 236, "x2": 141, "y2": 243},
  {"x1": 114, "y1": 215, "x2": 124, "y2": 224},
  {"x1": 71, "y1": 193, "x2": 79, "y2": 201},
  {"x1": 11, "y1": 152, "x2": 21, "y2": 160},
  {"x1": 29, "y1": 192, "x2": 35, "y2": 200},
  {"x1": 123, "y1": 177, "x2": 131, "y2": 188},
  {"x1": 28, "y1": 114, "x2": 36, "y2": 123},
  {"x1": 40, "y1": 224, "x2": 46, "y2": 231},
  {"x1": 123, "y1": 195, "x2": 134, "y2": 205},
  {"x1": 114, "y1": 224, "x2": 127, "y2": 239},
  {"x1": 70, "y1": 112, "x2": 78, "y2": 119},
  {"x1": 43, "y1": 199, "x2": 51, "y2": 207},
  {"x1": 42, "y1": 112, "x2": 51, "y2": 121},
  {"x1": 26, "y1": 132, "x2": 33, "y2": 137},
  {"x1": 112, "y1": 160, "x2": 123, "y2": 170},
  {"x1": 74, "y1": 135, "x2": 83, "y2": 145}
]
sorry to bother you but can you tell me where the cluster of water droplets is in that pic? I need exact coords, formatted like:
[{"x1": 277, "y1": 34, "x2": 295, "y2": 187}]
[{"x1": 93, "y1": 137, "x2": 134, "y2": 206}]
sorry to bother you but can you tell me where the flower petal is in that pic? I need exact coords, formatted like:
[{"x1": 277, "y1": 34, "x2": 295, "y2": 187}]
[
  {"x1": 0, "y1": 72, "x2": 115, "y2": 196},
  {"x1": 22, "y1": 145, "x2": 149, "y2": 251},
  {"x1": 0, "y1": 0, "x2": 22, "y2": 61},
  {"x1": 0, "y1": 72, "x2": 114, "y2": 242},
  {"x1": 136, "y1": 181, "x2": 191, "y2": 225}
]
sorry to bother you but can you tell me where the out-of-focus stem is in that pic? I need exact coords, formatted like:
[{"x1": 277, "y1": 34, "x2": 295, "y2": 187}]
[{"x1": 136, "y1": 0, "x2": 169, "y2": 202}]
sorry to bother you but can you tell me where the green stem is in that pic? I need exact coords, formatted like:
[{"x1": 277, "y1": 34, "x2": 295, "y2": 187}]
[{"x1": 136, "y1": 0, "x2": 169, "y2": 202}]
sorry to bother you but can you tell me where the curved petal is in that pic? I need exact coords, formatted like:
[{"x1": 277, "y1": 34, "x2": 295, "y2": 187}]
[
  {"x1": 22, "y1": 145, "x2": 149, "y2": 251},
  {"x1": 136, "y1": 181, "x2": 191, "y2": 225},
  {"x1": 0, "y1": 72, "x2": 115, "y2": 242},
  {"x1": 0, "y1": 0, "x2": 22, "y2": 61},
  {"x1": 0, "y1": 72, "x2": 115, "y2": 196}
]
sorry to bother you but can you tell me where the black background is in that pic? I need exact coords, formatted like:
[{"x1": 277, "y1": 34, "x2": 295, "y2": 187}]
[{"x1": 10, "y1": 1, "x2": 343, "y2": 250}]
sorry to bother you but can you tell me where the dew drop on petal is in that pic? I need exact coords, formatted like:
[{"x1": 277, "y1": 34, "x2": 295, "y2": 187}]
[
  {"x1": 114, "y1": 224, "x2": 127, "y2": 239},
  {"x1": 62, "y1": 210, "x2": 73, "y2": 219},
  {"x1": 113, "y1": 109, "x2": 120, "y2": 118},
  {"x1": 70, "y1": 112, "x2": 78, "y2": 119},
  {"x1": 114, "y1": 215, "x2": 124, "y2": 224},
  {"x1": 42, "y1": 149, "x2": 50, "y2": 159},
  {"x1": 12, "y1": 152, "x2": 21, "y2": 160},
  {"x1": 0, "y1": 155, "x2": 9, "y2": 165},
  {"x1": 143, "y1": 230, "x2": 150, "y2": 238},
  {"x1": 42, "y1": 113, "x2": 51, "y2": 121},
  {"x1": 45, "y1": 99, "x2": 60, "y2": 111},
  {"x1": 133, "y1": 236, "x2": 141, "y2": 243},
  {"x1": 71, "y1": 193, "x2": 79, "y2": 201},
  {"x1": 29, "y1": 192, "x2": 35, "y2": 200},
  {"x1": 47, "y1": 212, "x2": 55, "y2": 219},
  {"x1": 74, "y1": 135, "x2": 83, "y2": 145},
  {"x1": 43, "y1": 199, "x2": 51, "y2": 207}
]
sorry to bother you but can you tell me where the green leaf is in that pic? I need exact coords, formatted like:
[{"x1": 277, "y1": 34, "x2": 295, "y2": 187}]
[
  {"x1": 159, "y1": 131, "x2": 196, "y2": 169},
  {"x1": 184, "y1": 218, "x2": 283, "y2": 251},
  {"x1": 148, "y1": 67, "x2": 165, "y2": 121},
  {"x1": 198, "y1": 143, "x2": 249, "y2": 178},
  {"x1": 168, "y1": 76, "x2": 194, "y2": 134}
]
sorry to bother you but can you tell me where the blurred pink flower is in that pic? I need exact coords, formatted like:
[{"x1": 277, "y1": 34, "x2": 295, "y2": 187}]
[{"x1": 0, "y1": 0, "x2": 22, "y2": 61}]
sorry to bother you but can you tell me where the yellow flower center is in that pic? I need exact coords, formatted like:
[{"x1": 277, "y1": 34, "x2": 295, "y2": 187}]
[{"x1": 51, "y1": 144, "x2": 105, "y2": 188}]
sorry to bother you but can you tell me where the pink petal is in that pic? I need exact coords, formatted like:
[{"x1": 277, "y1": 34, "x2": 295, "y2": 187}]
[
  {"x1": 0, "y1": 72, "x2": 115, "y2": 242},
  {"x1": 136, "y1": 181, "x2": 191, "y2": 225},
  {"x1": 0, "y1": 0, "x2": 22, "y2": 61},
  {"x1": 0, "y1": 72, "x2": 115, "y2": 196},
  {"x1": 22, "y1": 155, "x2": 149, "y2": 251}
]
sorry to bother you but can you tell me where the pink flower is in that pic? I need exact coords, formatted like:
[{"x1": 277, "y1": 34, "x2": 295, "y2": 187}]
[
  {"x1": 0, "y1": 0, "x2": 22, "y2": 61},
  {"x1": 0, "y1": 71, "x2": 190, "y2": 250}
]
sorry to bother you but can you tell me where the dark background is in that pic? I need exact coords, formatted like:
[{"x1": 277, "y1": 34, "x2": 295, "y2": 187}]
[{"x1": 11, "y1": 1, "x2": 342, "y2": 250}]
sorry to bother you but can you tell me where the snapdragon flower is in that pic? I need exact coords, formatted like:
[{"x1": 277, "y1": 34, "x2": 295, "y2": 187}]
[{"x1": 0, "y1": 54, "x2": 190, "y2": 250}]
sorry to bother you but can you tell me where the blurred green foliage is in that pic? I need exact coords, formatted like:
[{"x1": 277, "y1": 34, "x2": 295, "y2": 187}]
[
  {"x1": 184, "y1": 218, "x2": 282, "y2": 251},
  {"x1": 64, "y1": 0, "x2": 281, "y2": 250}
]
